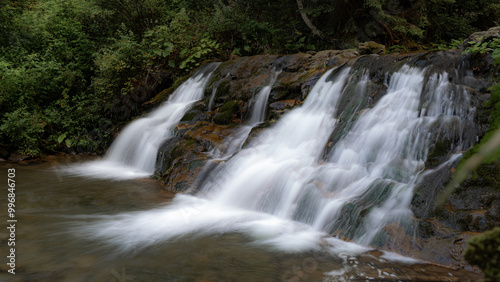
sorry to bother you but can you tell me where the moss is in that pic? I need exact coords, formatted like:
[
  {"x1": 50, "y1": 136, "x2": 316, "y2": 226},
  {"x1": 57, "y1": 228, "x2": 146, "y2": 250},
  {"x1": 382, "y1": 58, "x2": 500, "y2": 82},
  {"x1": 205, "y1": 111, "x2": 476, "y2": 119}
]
[
  {"x1": 187, "y1": 159, "x2": 204, "y2": 170},
  {"x1": 216, "y1": 80, "x2": 231, "y2": 98},
  {"x1": 212, "y1": 100, "x2": 240, "y2": 125},
  {"x1": 472, "y1": 163, "x2": 500, "y2": 189},
  {"x1": 221, "y1": 100, "x2": 239, "y2": 112},
  {"x1": 180, "y1": 111, "x2": 198, "y2": 122},
  {"x1": 213, "y1": 111, "x2": 233, "y2": 125},
  {"x1": 151, "y1": 74, "x2": 191, "y2": 105},
  {"x1": 170, "y1": 138, "x2": 196, "y2": 164},
  {"x1": 465, "y1": 227, "x2": 500, "y2": 280}
]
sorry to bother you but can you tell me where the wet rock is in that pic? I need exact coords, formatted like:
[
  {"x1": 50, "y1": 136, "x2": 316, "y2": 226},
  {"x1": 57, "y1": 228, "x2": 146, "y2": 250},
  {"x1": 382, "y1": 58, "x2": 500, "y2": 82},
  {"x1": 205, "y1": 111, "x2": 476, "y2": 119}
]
[
  {"x1": 460, "y1": 26, "x2": 500, "y2": 49},
  {"x1": 358, "y1": 41, "x2": 386, "y2": 55},
  {"x1": 156, "y1": 121, "x2": 237, "y2": 192},
  {"x1": 269, "y1": 100, "x2": 299, "y2": 110},
  {"x1": 8, "y1": 153, "x2": 30, "y2": 162},
  {"x1": 340, "y1": 49, "x2": 360, "y2": 58},
  {"x1": 152, "y1": 34, "x2": 498, "y2": 272}
]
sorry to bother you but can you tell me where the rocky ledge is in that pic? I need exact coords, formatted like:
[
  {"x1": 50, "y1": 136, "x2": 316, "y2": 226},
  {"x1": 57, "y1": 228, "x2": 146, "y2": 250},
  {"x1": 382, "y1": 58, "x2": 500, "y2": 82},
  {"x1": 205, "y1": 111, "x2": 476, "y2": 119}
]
[{"x1": 153, "y1": 38, "x2": 498, "y2": 273}]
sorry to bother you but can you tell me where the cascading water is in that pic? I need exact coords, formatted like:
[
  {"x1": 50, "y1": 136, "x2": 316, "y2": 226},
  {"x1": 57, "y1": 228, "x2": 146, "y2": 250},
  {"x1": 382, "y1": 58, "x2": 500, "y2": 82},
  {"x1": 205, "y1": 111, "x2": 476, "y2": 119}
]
[
  {"x1": 309, "y1": 66, "x2": 474, "y2": 244},
  {"x1": 76, "y1": 66, "x2": 352, "y2": 252},
  {"x1": 76, "y1": 62, "x2": 476, "y2": 265},
  {"x1": 64, "y1": 63, "x2": 220, "y2": 179},
  {"x1": 210, "y1": 69, "x2": 281, "y2": 159}
]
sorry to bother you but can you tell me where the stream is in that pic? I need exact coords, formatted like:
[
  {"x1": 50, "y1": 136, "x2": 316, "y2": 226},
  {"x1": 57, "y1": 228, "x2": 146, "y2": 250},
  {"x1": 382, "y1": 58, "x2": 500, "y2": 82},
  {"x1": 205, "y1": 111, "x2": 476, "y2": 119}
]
[{"x1": 0, "y1": 156, "x2": 481, "y2": 281}]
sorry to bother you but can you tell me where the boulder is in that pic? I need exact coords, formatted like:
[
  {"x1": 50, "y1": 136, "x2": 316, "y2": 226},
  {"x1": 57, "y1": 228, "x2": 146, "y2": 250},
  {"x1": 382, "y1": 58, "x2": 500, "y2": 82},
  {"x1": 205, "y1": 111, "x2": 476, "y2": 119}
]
[
  {"x1": 358, "y1": 41, "x2": 386, "y2": 55},
  {"x1": 459, "y1": 26, "x2": 500, "y2": 49}
]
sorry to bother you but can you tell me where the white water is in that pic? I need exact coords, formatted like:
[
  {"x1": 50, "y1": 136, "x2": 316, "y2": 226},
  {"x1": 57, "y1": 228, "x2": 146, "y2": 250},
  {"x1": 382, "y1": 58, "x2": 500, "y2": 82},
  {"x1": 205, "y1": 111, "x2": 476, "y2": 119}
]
[
  {"x1": 64, "y1": 63, "x2": 220, "y2": 179},
  {"x1": 79, "y1": 64, "x2": 474, "y2": 259},
  {"x1": 210, "y1": 69, "x2": 281, "y2": 159},
  {"x1": 207, "y1": 73, "x2": 229, "y2": 112}
]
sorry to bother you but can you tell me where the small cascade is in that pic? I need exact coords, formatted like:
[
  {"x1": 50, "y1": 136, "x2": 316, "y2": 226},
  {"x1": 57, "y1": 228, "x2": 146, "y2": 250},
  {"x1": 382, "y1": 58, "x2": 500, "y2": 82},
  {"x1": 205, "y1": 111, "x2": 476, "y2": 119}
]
[
  {"x1": 207, "y1": 66, "x2": 351, "y2": 210},
  {"x1": 208, "y1": 74, "x2": 229, "y2": 112},
  {"x1": 312, "y1": 67, "x2": 474, "y2": 244},
  {"x1": 212, "y1": 69, "x2": 281, "y2": 159},
  {"x1": 191, "y1": 69, "x2": 280, "y2": 194},
  {"x1": 192, "y1": 64, "x2": 474, "y2": 244},
  {"x1": 65, "y1": 63, "x2": 220, "y2": 179}
]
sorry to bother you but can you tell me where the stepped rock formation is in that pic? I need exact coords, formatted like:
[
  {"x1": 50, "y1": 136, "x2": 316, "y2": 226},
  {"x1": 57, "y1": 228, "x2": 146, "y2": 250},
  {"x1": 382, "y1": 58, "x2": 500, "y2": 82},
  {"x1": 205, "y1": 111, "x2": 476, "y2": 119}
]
[{"x1": 153, "y1": 48, "x2": 497, "y2": 271}]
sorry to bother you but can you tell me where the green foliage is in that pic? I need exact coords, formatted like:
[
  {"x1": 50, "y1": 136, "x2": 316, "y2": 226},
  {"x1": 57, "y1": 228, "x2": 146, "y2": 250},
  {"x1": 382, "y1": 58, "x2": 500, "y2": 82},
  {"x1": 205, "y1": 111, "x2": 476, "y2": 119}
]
[
  {"x1": 1, "y1": 0, "x2": 499, "y2": 157},
  {"x1": 0, "y1": 0, "x2": 110, "y2": 156},
  {"x1": 386, "y1": 45, "x2": 408, "y2": 53},
  {"x1": 0, "y1": 109, "x2": 45, "y2": 156},
  {"x1": 425, "y1": 0, "x2": 500, "y2": 42},
  {"x1": 431, "y1": 39, "x2": 462, "y2": 51},
  {"x1": 463, "y1": 38, "x2": 500, "y2": 56},
  {"x1": 465, "y1": 227, "x2": 500, "y2": 280}
]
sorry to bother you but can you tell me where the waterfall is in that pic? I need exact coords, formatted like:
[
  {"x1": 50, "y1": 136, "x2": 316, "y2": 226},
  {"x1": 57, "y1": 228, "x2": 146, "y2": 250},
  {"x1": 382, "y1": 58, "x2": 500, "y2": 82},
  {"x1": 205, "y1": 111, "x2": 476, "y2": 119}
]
[
  {"x1": 206, "y1": 66, "x2": 350, "y2": 212},
  {"x1": 65, "y1": 62, "x2": 220, "y2": 179},
  {"x1": 211, "y1": 69, "x2": 281, "y2": 159},
  {"x1": 78, "y1": 63, "x2": 475, "y2": 255}
]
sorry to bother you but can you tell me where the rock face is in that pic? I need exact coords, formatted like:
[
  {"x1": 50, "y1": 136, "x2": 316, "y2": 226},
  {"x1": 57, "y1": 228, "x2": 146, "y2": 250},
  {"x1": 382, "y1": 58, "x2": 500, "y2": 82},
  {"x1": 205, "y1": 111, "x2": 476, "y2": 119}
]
[
  {"x1": 155, "y1": 50, "x2": 356, "y2": 191},
  {"x1": 154, "y1": 45, "x2": 497, "y2": 270},
  {"x1": 460, "y1": 26, "x2": 500, "y2": 49}
]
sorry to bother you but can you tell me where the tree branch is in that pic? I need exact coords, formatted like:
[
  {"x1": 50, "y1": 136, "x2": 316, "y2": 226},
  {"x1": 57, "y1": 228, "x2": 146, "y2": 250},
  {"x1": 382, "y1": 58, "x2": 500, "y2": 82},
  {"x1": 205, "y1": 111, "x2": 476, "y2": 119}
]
[{"x1": 296, "y1": 0, "x2": 335, "y2": 42}]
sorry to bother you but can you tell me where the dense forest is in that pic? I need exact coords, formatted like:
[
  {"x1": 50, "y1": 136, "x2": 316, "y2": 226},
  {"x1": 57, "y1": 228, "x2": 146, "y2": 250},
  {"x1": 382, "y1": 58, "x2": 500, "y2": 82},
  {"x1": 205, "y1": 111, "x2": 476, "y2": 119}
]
[{"x1": 0, "y1": 0, "x2": 499, "y2": 157}]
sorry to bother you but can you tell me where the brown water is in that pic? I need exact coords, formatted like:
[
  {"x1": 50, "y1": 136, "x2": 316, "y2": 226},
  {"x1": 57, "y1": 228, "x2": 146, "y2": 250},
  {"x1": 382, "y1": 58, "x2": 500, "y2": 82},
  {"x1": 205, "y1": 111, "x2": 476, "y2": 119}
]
[{"x1": 0, "y1": 156, "x2": 482, "y2": 281}]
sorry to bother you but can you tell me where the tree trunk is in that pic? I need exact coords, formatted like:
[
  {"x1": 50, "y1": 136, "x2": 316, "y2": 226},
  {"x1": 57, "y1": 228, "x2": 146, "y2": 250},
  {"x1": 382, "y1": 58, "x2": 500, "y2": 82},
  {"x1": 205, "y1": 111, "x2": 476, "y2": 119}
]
[{"x1": 296, "y1": 0, "x2": 333, "y2": 42}]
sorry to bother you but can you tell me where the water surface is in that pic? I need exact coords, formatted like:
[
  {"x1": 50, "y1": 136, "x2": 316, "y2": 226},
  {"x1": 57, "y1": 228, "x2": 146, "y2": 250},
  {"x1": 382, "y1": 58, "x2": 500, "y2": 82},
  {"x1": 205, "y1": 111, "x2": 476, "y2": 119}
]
[{"x1": 0, "y1": 157, "x2": 481, "y2": 281}]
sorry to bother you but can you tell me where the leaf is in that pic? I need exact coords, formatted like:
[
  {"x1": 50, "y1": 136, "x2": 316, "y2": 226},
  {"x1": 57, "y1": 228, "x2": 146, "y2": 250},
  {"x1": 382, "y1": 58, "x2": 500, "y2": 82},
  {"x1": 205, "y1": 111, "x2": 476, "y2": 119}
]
[
  {"x1": 57, "y1": 133, "x2": 66, "y2": 144},
  {"x1": 65, "y1": 139, "x2": 72, "y2": 147}
]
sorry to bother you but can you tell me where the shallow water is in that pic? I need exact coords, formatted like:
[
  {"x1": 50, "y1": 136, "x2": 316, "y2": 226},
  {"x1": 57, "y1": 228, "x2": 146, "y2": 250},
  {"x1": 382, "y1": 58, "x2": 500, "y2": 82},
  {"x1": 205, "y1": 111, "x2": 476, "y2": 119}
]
[{"x1": 0, "y1": 157, "x2": 482, "y2": 281}]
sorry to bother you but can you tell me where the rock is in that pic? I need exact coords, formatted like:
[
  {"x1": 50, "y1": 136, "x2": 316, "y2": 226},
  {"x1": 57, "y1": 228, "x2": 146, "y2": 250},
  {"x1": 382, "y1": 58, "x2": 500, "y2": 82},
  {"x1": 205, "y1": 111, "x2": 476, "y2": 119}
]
[
  {"x1": 269, "y1": 100, "x2": 298, "y2": 110},
  {"x1": 152, "y1": 35, "x2": 498, "y2": 272},
  {"x1": 460, "y1": 26, "x2": 500, "y2": 49},
  {"x1": 8, "y1": 153, "x2": 30, "y2": 162},
  {"x1": 229, "y1": 54, "x2": 240, "y2": 60},
  {"x1": 340, "y1": 49, "x2": 360, "y2": 58},
  {"x1": 0, "y1": 146, "x2": 9, "y2": 159},
  {"x1": 465, "y1": 227, "x2": 500, "y2": 280},
  {"x1": 358, "y1": 41, "x2": 386, "y2": 55}
]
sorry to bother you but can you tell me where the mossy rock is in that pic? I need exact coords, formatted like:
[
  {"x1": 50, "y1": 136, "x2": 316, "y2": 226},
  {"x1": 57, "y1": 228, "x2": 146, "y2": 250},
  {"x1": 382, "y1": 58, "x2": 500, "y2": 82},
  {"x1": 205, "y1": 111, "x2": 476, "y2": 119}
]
[
  {"x1": 150, "y1": 74, "x2": 191, "y2": 105},
  {"x1": 426, "y1": 139, "x2": 452, "y2": 168},
  {"x1": 212, "y1": 100, "x2": 241, "y2": 125},
  {"x1": 181, "y1": 111, "x2": 199, "y2": 122},
  {"x1": 465, "y1": 227, "x2": 500, "y2": 280},
  {"x1": 213, "y1": 111, "x2": 233, "y2": 125}
]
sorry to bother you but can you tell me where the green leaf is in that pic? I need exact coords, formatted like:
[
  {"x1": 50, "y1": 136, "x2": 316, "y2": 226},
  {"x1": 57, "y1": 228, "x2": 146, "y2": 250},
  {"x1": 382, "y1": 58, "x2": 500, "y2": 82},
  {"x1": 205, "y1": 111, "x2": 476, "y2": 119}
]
[
  {"x1": 65, "y1": 139, "x2": 72, "y2": 148},
  {"x1": 57, "y1": 133, "x2": 66, "y2": 144}
]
